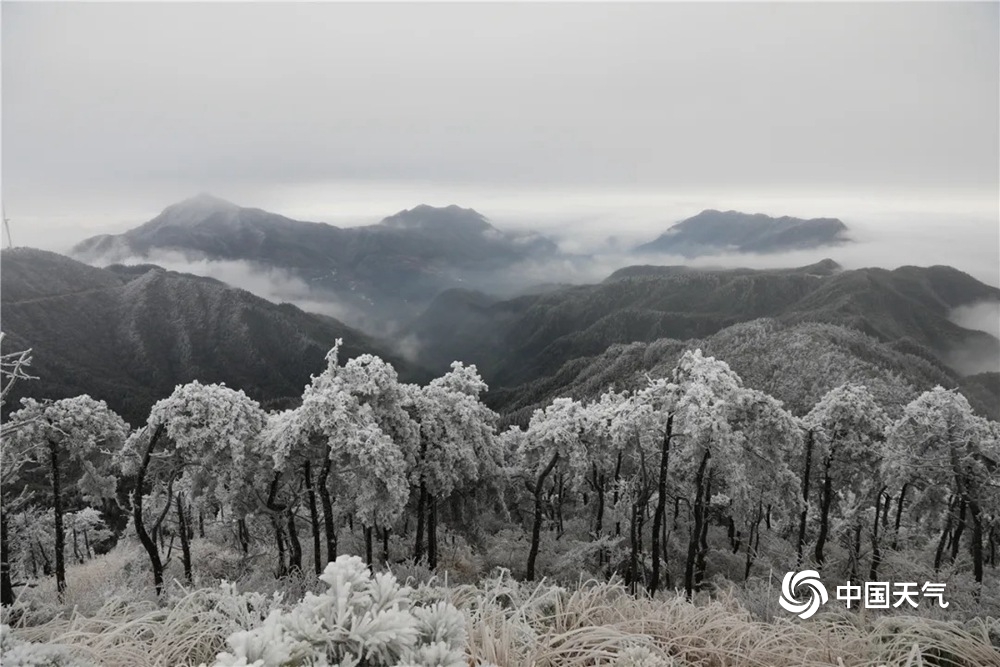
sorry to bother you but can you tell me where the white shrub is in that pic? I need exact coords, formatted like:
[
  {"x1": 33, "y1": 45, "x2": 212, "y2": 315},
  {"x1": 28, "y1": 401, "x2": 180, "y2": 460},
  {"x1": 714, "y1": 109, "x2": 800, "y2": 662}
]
[
  {"x1": 208, "y1": 555, "x2": 467, "y2": 667},
  {"x1": 0, "y1": 625, "x2": 92, "y2": 667}
]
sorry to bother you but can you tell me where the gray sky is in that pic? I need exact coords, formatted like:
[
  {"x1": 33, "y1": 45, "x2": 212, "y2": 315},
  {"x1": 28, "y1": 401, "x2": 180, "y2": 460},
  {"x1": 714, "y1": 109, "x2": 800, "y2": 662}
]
[{"x1": 2, "y1": 2, "x2": 998, "y2": 255}]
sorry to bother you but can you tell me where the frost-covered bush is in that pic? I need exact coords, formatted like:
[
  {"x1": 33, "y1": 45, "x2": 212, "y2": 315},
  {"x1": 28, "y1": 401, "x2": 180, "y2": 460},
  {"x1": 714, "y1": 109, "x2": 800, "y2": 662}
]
[
  {"x1": 0, "y1": 625, "x2": 92, "y2": 667},
  {"x1": 208, "y1": 555, "x2": 467, "y2": 667},
  {"x1": 614, "y1": 645, "x2": 677, "y2": 667}
]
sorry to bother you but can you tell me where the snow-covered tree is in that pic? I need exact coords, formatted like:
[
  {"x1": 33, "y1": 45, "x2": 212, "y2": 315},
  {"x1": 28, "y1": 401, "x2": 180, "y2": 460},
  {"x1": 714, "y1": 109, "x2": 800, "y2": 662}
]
[
  {"x1": 406, "y1": 362, "x2": 499, "y2": 569},
  {"x1": 729, "y1": 388, "x2": 802, "y2": 580},
  {"x1": 519, "y1": 397, "x2": 596, "y2": 580},
  {"x1": 64, "y1": 507, "x2": 112, "y2": 564},
  {"x1": 666, "y1": 350, "x2": 749, "y2": 598},
  {"x1": 883, "y1": 387, "x2": 1000, "y2": 586},
  {"x1": 296, "y1": 343, "x2": 414, "y2": 567},
  {"x1": 620, "y1": 379, "x2": 676, "y2": 594},
  {"x1": 0, "y1": 332, "x2": 36, "y2": 606},
  {"x1": 119, "y1": 381, "x2": 266, "y2": 592},
  {"x1": 803, "y1": 383, "x2": 890, "y2": 569},
  {"x1": 4, "y1": 396, "x2": 128, "y2": 595}
]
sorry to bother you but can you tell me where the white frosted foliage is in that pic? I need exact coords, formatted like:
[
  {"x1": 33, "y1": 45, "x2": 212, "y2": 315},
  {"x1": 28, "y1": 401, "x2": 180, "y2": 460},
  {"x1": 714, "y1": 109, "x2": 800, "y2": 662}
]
[{"x1": 208, "y1": 555, "x2": 467, "y2": 667}]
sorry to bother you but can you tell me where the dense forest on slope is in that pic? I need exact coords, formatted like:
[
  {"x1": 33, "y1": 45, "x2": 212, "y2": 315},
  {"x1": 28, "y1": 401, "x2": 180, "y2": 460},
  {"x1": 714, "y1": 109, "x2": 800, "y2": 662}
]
[
  {"x1": 1, "y1": 248, "x2": 423, "y2": 424},
  {"x1": 491, "y1": 318, "x2": 999, "y2": 424},
  {"x1": 408, "y1": 260, "x2": 1000, "y2": 395}
]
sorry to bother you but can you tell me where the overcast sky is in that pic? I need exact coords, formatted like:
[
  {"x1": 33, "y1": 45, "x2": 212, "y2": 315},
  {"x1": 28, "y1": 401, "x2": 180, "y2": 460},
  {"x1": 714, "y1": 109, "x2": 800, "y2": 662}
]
[{"x1": 2, "y1": 2, "x2": 998, "y2": 254}]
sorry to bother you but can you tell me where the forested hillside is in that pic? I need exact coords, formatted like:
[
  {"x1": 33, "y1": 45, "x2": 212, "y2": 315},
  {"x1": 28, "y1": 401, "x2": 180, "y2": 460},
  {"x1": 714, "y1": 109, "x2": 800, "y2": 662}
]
[
  {"x1": 1, "y1": 248, "x2": 422, "y2": 424},
  {"x1": 3, "y1": 332, "x2": 998, "y2": 666},
  {"x1": 408, "y1": 260, "x2": 1000, "y2": 395}
]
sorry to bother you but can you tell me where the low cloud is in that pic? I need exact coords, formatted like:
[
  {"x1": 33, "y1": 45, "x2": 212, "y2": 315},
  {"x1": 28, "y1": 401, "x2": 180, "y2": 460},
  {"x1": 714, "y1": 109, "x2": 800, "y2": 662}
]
[
  {"x1": 99, "y1": 250, "x2": 363, "y2": 325},
  {"x1": 946, "y1": 301, "x2": 1000, "y2": 375},
  {"x1": 949, "y1": 301, "x2": 1000, "y2": 339}
]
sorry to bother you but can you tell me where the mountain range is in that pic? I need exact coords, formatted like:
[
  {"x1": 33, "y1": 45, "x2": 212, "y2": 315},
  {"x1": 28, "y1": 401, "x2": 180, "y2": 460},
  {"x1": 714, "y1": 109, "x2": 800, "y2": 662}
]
[
  {"x1": 4, "y1": 196, "x2": 997, "y2": 425},
  {"x1": 71, "y1": 196, "x2": 853, "y2": 330},
  {"x1": 404, "y1": 259, "x2": 1000, "y2": 393},
  {"x1": 635, "y1": 209, "x2": 850, "y2": 256},
  {"x1": 1, "y1": 248, "x2": 423, "y2": 424},
  {"x1": 72, "y1": 194, "x2": 559, "y2": 331}
]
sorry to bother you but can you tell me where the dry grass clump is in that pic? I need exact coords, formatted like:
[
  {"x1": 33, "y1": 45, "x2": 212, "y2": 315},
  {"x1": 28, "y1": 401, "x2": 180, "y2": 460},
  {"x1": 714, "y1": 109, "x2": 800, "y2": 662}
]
[
  {"x1": 452, "y1": 574, "x2": 999, "y2": 667},
  {"x1": 3, "y1": 563, "x2": 997, "y2": 667}
]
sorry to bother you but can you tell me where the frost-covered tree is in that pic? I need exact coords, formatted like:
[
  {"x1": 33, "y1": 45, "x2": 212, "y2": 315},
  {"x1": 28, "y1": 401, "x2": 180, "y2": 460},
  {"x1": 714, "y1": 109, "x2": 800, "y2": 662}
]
[
  {"x1": 0, "y1": 333, "x2": 35, "y2": 607},
  {"x1": 4, "y1": 396, "x2": 128, "y2": 596},
  {"x1": 667, "y1": 350, "x2": 748, "y2": 598},
  {"x1": 406, "y1": 362, "x2": 499, "y2": 569},
  {"x1": 620, "y1": 380, "x2": 675, "y2": 595},
  {"x1": 803, "y1": 383, "x2": 889, "y2": 569},
  {"x1": 519, "y1": 397, "x2": 596, "y2": 580},
  {"x1": 258, "y1": 409, "x2": 311, "y2": 576},
  {"x1": 883, "y1": 387, "x2": 1000, "y2": 586},
  {"x1": 64, "y1": 507, "x2": 112, "y2": 564},
  {"x1": 118, "y1": 381, "x2": 266, "y2": 592},
  {"x1": 729, "y1": 388, "x2": 802, "y2": 580},
  {"x1": 296, "y1": 345, "x2": 414, "y2": 567}
]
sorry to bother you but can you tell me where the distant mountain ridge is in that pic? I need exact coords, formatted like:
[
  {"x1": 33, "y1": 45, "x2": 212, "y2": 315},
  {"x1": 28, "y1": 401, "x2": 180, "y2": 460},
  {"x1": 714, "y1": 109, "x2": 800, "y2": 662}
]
[
  {"x1": 72, "y1": 195, "x2": 560, "y2": 331},
  {"x1": 1, "y1": 248, "x2": 424, "y2": 424},
  {"x1": 635, "y1": 209, "x2": 850, "y2": 257},
  {"x1": 491, "y1": 318, "x2": 1000, "y2": 424},
  {"x1": 404, "y1": 260, "x2": 1000, "y2": 393}
]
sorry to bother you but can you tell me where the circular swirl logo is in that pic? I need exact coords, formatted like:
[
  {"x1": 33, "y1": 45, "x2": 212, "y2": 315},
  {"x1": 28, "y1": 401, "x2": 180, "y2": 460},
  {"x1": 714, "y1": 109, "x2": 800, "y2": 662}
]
[{"x1": 778, "y1": 570, "x2": 828, "y2": 619}]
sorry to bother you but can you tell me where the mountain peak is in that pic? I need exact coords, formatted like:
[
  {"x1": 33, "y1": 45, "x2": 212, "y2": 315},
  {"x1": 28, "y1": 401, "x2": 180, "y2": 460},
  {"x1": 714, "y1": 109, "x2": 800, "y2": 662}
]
[
  {"x1": 168, "y1": 192, "x2": 240, "y2": 213},
  {"x1": 636, "y1": 209, "x2": 849, "y2": 257},
  {"x1": 379, "y1": 204, "x2": 492, "y2": 232},
  {"x1": 144, "y1": 193, "x2": 242, "y2": 230}
]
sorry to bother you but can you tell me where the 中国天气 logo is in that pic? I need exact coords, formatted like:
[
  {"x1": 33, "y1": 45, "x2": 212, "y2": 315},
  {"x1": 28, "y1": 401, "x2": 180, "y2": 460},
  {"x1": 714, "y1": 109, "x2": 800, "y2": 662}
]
[{"x1": 778, "y1": 570, "x2": 829, "y2": 619}]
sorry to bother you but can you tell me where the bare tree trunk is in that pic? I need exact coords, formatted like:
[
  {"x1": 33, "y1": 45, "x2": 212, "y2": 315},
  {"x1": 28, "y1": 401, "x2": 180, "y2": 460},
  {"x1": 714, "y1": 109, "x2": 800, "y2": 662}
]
[
  {"x1": 428, "y1": 495, "x2": 438, "y2": 570},
  {"x1": 613, "y1": 451, "x2": 623, "y2": 537},
  {"x1": 934, "y1": 497, "x2": 955, "y2": 572},
  {"x1": 133, "y1": 425, "x2": 167, "y2": 595},
  {"x1": 237, "y1": 518, "x2": 250, "y2": 555},
  {"x1": 869, "y1": 489, "x2": 886, "y2": 581},
  {"x1": 36, "y1": 539, "x2": 51, "y2": 576},
  {"x1": 72, "y1": 526, "x2": 82, "y2": 564},
  {"x1": 318, "y1": 453, "x2": 336, "y2": 563},
  {"x1": 414, "y1": 482, "x2": 427, "y2": 562},
  {"x1": 695, "y1": 473, "x2": 711, "y2": 589},
  {"x1": 286, "y1": 510, "x2": 302, "y2": 574},
  {"x1": 591, "y1": 465, "x2": 605, "y2": 539},
  {"x1": 364, "y1": 525, "x2": 373, "y2": 566},
  {"x1": 271, "y1": 516, "x2": 287, "y2": 578},
  {"x1": 796, "y1": 430, "x2": 814, "y2": 565},
  {"x1": 649, "y1": 415, "x2": 673, "y2": 596},
  {"x1": 744, "y1": 499, "x2": 764, "y2": 581},
  {"x1": 891, "y1": 483, "x2": 908, "y2": 551},
  {"x1": 1, "y1": 513, "x2": 13, "y2": 606},
  {"x1": 948, "y1": 497, "x2": 967, "y2": 564},
  {"x1": 814, "y1": 456, "x2": 833, "y2": 566},
  {"x1": 849, "y1": 521, "x2": 862, "y2": 583},
  {"x1": 684, "y1": 450, "x2": 711, "y2": 599},
  {"x1": 48, "y1": 440, "x2": 67, "y2": 597},
  {"x1": 969, "y1": 499, "x2": 984, "y2": 587},
  {"x1": 526, "y1": 452, "x2": 560, "y2": 581},
  {"x1": 177, "y1": 496, "x2": 192, "y2": 583},
  {"x1": 303, "y1": 461, "x2": 322, "y2": 574}
]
